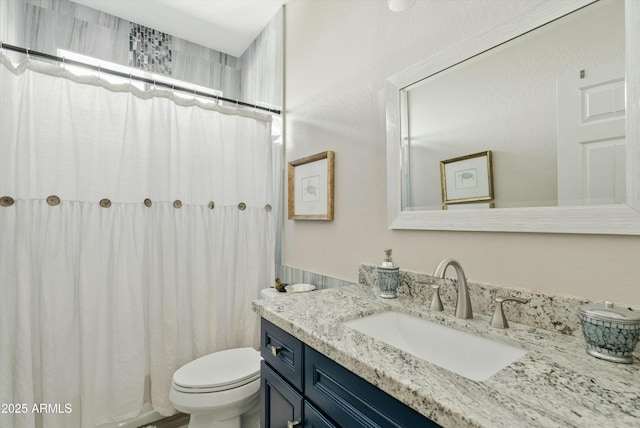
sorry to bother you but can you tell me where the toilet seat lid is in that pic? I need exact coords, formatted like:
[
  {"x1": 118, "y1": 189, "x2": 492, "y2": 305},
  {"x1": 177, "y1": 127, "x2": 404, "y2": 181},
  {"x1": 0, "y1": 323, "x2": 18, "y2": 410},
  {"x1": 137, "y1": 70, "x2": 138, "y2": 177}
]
[{"x1": 173, "y1": 347, "x2": 261, "y2": 390}]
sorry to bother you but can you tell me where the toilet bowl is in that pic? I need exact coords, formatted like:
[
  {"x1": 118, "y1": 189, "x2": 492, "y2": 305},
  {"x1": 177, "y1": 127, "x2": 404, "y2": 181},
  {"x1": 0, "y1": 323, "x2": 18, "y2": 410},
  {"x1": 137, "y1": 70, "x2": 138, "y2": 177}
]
[{"x1": 169, "y1": 347, "x2": 262, "y2": 428}]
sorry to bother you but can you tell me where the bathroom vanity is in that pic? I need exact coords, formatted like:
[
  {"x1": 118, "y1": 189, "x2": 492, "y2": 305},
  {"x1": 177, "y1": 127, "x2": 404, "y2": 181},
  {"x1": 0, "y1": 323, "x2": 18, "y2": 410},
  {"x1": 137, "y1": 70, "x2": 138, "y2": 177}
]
[
  {"x1": 253, "y1": 284, "x2": 640, "y2": 427},
  {"x1": 260, "y1": 318, "x2": 439, "y2": 427}
]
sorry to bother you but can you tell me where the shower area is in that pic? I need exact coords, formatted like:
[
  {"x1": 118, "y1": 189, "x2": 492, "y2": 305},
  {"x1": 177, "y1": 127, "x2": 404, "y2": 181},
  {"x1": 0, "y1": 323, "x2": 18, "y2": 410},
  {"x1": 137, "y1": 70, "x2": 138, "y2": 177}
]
[{"x1": 0, "y1": 2, "x2": 283, "y2": 428}]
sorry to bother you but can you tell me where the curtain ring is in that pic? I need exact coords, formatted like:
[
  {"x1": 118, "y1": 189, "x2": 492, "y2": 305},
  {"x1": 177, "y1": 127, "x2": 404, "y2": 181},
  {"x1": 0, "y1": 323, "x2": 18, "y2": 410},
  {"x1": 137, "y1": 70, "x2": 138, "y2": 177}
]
[
  {"x1": 25, "y1": 48, "x2": 30, "y2": 61},
  {"x1": 97, "y1": 64, "x2": 101, "y2": 80},
  {"x1": 129, "y1": 72, "x2": 133, "y2": 88}
]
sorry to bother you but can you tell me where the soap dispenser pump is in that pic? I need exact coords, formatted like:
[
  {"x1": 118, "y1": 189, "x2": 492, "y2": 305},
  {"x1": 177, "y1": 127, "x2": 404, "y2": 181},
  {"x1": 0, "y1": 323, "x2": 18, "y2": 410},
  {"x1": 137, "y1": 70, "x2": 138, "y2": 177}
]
[{"x1": 378, "y1": 248, "x2": 399, "y2": 299}]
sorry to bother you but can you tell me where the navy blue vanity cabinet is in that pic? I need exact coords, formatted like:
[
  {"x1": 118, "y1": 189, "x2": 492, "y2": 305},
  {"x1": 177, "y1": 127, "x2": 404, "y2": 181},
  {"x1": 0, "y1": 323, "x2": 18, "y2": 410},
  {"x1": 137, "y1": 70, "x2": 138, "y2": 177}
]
[
  {"x1": 261, "y1": 318, "x2": 304, "y2": 391},
  {"x1": 261, "y1": 318, "x2": 307, "y2": 427},
  {"x1": 305, "y1": 402, "x2": 338, "y2": 428},
  {"x1": 260, "y1": 317, "x2": 441, "y2": 428},
  {"x1": 305, "y1": 346, "x2": 440, "y2": 427},
  {"x1": 261, "y1": 361, "x2": 304, "y2": 427}
]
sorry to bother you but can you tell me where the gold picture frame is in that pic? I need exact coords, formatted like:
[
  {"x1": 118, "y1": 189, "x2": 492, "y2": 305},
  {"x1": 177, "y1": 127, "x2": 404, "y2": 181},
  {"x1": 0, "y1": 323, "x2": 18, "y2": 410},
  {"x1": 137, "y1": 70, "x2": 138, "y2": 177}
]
[
  {"x1": 442, "y1": 202, "x2": 495, "y2": 210},
  {"x1": 440, "y1": 150, "x2": 493, "y2": 204},
  {"x1": 288, "y1": 151, "x2": 335, "y2": 220}
]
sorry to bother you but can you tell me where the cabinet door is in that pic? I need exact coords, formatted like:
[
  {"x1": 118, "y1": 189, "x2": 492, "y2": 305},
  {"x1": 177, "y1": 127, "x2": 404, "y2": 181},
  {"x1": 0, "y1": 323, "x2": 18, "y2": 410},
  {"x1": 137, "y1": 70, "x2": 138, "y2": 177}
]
[
  {"x1": 261, "y1": 361, "x2": 303, "y2": 428},
  {"x1": 305, "y1": 346, "x2": 441, "y2": 428},
  {"x1": 305, "y1": 401, "x2": 338, "y2": 428}
]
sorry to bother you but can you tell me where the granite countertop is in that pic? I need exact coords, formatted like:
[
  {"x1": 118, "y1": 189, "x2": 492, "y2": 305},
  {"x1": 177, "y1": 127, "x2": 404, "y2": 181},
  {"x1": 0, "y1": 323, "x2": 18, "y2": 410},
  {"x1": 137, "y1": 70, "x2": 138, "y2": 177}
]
[{"x1": 252, "y1": 284, "x2": 640, "y2": 428}]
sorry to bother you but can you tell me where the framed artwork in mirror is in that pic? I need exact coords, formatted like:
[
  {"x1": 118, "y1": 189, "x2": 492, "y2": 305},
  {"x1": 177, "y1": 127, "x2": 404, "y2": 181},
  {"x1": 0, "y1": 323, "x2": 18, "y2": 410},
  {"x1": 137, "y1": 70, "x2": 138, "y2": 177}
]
[
  {"x1": 443, "y1": 202, "x2": 495, "y2": 210},
  {"x1": 288, "y1": 150, "x2": 334, "y2": 220},
  {"x1": 440, "y1": 150, "x2": 493, "y2": 204}
]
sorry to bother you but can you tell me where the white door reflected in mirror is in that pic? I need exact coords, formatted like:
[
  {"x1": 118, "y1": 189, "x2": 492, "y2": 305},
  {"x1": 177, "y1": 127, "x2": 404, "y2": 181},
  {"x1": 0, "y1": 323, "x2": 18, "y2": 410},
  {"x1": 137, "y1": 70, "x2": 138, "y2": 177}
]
[{"x1": 557, "y1": 63, "x2": 626, "y2": 206}]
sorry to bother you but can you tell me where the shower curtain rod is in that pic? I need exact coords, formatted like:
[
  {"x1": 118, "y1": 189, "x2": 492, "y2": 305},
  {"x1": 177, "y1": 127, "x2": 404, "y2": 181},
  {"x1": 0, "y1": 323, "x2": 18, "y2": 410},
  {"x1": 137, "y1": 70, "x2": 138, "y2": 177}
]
[{"x1": 0, "y1": 42, "x2": 282, "y2": 115}]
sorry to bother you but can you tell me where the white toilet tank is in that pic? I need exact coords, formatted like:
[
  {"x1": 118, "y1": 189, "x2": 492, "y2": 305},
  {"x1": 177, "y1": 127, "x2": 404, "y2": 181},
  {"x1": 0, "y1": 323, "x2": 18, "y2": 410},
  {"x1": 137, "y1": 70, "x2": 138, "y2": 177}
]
[
  {"x1": 260, "y1": 284, "x2": 316, "y2": 299},
  {"x1": 260, "y1": 288, "x2": 281, "y2": 299}
]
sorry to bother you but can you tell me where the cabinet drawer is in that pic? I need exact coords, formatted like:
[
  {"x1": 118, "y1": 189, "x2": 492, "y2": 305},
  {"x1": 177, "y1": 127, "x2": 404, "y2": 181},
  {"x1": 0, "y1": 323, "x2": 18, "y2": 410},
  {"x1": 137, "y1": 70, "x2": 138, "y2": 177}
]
[
  {"x1": 305, "y1": 346, "x2": 441, "y2": 428},
  {"x1": 261, "y1": 318, "x2": 304, "y2": 391}
]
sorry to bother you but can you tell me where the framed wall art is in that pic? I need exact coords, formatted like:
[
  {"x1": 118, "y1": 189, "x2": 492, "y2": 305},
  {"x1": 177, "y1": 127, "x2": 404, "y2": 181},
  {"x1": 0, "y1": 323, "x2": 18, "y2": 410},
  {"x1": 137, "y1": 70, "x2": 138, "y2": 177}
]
[
  {"x1": 288, "y1": 150, "x2": 334, "y2": 220},
  {"x1": 440, "y1": 150, "x2": 493, "y2": 204},
  {"x1": 443, "y1": 202, "x2": 495, "y2": 210}
]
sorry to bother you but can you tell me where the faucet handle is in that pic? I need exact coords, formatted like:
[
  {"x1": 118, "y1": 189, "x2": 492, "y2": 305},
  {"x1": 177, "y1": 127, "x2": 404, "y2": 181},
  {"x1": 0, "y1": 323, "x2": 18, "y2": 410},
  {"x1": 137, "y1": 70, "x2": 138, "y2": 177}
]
[
  {"x1": 430, "y1": 284, "x2": 443, "y2": 312},
  {"x1": 490, "y1": 296, "x2": 529, "y2": 329}
]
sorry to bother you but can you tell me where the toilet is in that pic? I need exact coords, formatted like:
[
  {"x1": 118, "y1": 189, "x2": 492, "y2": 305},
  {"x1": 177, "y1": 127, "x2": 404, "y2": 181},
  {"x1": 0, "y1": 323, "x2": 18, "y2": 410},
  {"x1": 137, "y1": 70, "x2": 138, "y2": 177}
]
[
  {"x1": 169, "y1": 347, "x2": 262, "y2": 428},
  {"x1": 260, "y1": 287, "x2": 281, "y2": 299}
]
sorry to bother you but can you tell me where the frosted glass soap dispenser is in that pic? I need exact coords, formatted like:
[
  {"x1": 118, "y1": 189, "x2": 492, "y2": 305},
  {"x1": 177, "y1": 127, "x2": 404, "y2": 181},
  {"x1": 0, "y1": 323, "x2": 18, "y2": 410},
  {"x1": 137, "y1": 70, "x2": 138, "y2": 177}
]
[{"x1": 378, "y1": 248, "x2": 399, "y2": 298}]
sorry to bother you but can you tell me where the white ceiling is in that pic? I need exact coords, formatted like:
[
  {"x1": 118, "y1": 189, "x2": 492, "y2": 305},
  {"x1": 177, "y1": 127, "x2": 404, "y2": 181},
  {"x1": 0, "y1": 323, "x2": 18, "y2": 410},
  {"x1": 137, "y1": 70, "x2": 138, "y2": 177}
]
[{"x1": 70, "y1": 0, "x2": 286, "y2": 57}]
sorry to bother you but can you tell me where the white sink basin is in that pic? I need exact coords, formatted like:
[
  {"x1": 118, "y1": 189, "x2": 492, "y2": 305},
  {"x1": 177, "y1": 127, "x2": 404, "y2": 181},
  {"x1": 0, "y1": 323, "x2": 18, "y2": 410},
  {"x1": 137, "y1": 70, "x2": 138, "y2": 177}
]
[{"x1": 343, "y1": 311, "x2": 526, "y2": 381}]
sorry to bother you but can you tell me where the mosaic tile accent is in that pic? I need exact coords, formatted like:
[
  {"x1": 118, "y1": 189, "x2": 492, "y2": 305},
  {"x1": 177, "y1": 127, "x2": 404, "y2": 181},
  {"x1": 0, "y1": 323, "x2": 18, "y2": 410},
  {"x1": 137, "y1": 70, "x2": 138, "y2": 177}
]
[{"x1": 129, "y1": 23, "x2": 172, "y2": 75}]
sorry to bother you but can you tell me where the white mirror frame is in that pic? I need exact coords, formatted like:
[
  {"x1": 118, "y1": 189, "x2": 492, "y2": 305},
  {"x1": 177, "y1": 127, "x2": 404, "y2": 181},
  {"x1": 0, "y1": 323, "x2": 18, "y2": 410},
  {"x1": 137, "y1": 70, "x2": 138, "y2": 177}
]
[{"x1": 386, "y1": 0, "x2": 640, "y2": 234}]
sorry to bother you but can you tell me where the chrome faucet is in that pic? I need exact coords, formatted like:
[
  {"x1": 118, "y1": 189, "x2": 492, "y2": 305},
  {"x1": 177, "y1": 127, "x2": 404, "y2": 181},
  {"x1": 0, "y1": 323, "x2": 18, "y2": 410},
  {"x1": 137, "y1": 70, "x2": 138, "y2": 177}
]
[{"x1": 433, "y1": 259, "x2": 473, "y2": 319}]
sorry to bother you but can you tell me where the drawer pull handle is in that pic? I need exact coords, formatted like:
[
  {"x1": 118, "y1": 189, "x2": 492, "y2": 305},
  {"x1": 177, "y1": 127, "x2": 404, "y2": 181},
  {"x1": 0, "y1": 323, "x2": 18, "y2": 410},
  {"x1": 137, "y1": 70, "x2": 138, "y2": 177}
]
[
  {"x1": 287, "y1": 420, "x2": 300, "y2": 428},
  {"x1": 271, "y1": 345, "x2": 282, "y2": 356}
]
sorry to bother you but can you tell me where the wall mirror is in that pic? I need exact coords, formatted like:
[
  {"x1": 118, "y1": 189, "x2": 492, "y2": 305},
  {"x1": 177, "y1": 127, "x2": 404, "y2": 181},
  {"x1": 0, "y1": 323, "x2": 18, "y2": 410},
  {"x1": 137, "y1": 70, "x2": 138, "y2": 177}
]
[{"x1": 386, "y1": 0, "x2": 640, "y2": 234}]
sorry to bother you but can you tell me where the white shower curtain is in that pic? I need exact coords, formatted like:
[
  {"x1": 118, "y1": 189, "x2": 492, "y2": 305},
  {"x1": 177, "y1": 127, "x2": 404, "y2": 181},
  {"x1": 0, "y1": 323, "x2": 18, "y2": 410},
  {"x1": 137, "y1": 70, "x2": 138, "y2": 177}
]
[{"x1": 0, "y1": 55, "x2": 276, "y2": 428}]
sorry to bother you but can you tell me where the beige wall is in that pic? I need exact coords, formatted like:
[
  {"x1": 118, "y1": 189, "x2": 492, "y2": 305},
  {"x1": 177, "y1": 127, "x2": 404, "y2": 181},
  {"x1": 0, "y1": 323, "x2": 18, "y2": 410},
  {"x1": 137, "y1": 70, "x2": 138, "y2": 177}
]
[{"x1": 283, "y1": 0, "x2": 640, "y2": 306}]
